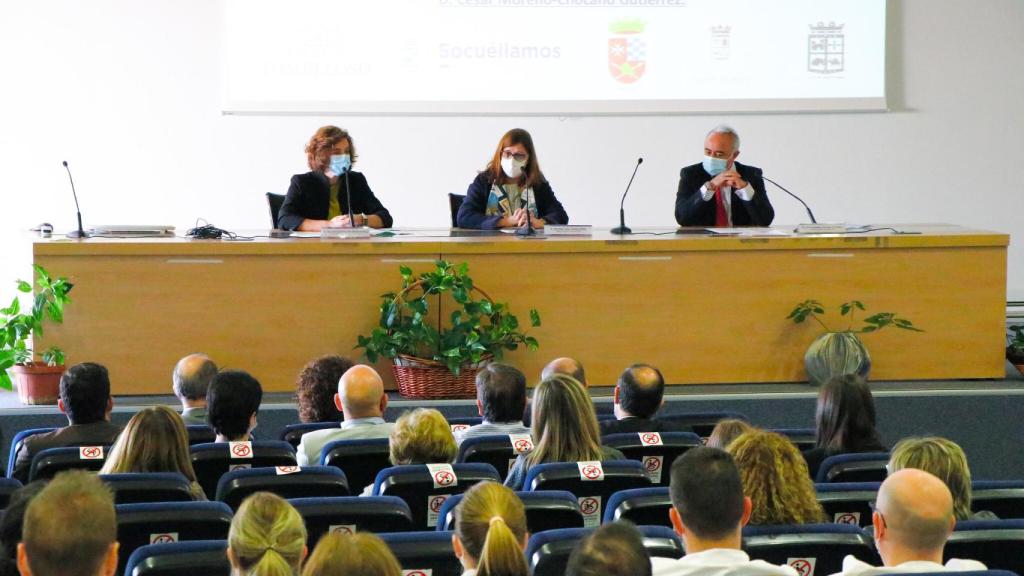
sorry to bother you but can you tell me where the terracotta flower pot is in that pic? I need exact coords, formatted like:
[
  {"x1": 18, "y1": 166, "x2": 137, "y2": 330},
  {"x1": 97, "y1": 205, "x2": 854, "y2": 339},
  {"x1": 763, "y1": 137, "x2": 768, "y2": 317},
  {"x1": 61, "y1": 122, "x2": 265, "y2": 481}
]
[
  {"x1": 12, "y1": 363, "x2": 65, "y2": 405},
  {"x1": 804, "y1": 332, "x2": 871, "y2": 386}
]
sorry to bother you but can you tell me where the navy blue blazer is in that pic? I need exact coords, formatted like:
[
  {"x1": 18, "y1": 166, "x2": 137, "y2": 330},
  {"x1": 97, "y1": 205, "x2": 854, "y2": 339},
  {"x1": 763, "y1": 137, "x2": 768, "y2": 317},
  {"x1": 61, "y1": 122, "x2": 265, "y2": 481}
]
[
  {"x1": 675, "y1": 161, "x2": 774, "y2": 227},
  {"x1": 456, "y1": 172, "x2": 569, "y2": 230},
  {"x1": 278, "y1": 171, "x2": 393, "y2": 230}
]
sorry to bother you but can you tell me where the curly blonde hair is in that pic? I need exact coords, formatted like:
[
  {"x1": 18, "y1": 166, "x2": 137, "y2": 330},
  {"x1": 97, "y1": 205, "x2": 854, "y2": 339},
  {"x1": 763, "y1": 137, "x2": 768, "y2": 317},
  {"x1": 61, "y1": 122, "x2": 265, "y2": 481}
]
[{"x1": 727, "y1": 429, "x2": 824, "y2": 525}]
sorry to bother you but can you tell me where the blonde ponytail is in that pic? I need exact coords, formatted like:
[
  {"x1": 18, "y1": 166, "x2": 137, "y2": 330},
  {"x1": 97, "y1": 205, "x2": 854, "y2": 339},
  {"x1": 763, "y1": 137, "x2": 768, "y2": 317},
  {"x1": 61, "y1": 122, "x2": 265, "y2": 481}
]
[
  {"x1": 454, "y1": 482, "x2": 528, "y2": 576},
  {"x1": 478, "y1": 516, "x2": 529, "y2": 576},
  {"x1": 229, "y1": 492, "x2": 307, "y2": 576}
]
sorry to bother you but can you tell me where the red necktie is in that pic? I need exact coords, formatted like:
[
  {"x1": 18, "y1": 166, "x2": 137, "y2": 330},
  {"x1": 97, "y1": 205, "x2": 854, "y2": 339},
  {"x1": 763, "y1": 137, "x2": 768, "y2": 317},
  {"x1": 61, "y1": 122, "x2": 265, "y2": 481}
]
[{"x1": 714, "y1": 188, "x2": 729, "y2": 227}]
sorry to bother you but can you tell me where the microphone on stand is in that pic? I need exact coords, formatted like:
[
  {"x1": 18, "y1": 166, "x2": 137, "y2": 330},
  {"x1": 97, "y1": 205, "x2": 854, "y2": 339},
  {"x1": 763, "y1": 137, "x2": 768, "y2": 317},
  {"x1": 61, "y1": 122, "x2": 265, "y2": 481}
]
[
  {"x1": 343, "y1": 166, "x2": 356, "y2": 228},
  {"x1": 62, "y1": 161, "x2": 89, "y2": 239},
  {"x1": 611, "y1": 157, "x2": 643, "y2": 235},
  {"x1": 763, "y1": 175, "x2": 817, "y2": 224},
  {"x1": 514, "y1": 182, "x2": 536, "y2": 237}
]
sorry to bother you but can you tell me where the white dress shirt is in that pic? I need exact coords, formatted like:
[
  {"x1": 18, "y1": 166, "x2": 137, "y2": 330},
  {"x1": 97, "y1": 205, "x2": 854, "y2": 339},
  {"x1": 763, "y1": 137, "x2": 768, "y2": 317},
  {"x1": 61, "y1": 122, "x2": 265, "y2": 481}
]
[
  {"x1": 829, "y1": 555, "x2": 987, "y2": 576},
  {"x1": 296, "y1": 417, "x2": 394, "y2": 466},
  {"x1": 651, "y1": 548, "x2": 799, "y2": 576},
  {"x1": 700, "y1": 179, "x2": 756, "y2": 227}
]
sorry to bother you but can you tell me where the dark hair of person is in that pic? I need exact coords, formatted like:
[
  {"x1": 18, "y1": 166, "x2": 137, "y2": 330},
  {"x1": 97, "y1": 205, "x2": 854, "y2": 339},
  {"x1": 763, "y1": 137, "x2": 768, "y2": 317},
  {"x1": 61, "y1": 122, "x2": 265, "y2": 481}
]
[
  {"x1": 305, "y1": 126, "x2": 358, "y2": 172},
  {"x1": 475, "y1": 363, "x2": 527, "y2": 423},
  {"x1": 669, "y1": 447, "x2": 745, "y2": 540},
  {"x1": 0, "y1": 481, "x2": 47, "y2": 562},
  {"x1": 814, "y1": 374, "x2": 883, "y2": 451},
  {"x1": 207, "y1": 370, "x2": 263, "y2": 439},
  {"x1": 617, "y1": 364, "x2": 665, "y2": 419},
  {"x1": 295, "y1": 355, "x2": 352, "y2": 423},
  {"x1": 59, "y1": 362, "x2": 111, "y2": 424},
  {"x1": 484, "y1": 128, "x2": 547, "y2": 190},
  {"x1": 566, "y1": 520, "x2": 651, "y2": 576}
]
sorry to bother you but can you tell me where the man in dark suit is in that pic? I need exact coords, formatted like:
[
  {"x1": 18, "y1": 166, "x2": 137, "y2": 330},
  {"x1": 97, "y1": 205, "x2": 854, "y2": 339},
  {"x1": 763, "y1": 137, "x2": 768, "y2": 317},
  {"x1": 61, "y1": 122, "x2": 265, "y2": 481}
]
[
  {"x1": 675, "y1": 125, "x2": 774, "y2": 227},
  {"x1": 12, "y1": 363, "x2": 122, "y2": 482},
  {"x1": 599, "y1": 364, "x2": 687, "y2": 435}
]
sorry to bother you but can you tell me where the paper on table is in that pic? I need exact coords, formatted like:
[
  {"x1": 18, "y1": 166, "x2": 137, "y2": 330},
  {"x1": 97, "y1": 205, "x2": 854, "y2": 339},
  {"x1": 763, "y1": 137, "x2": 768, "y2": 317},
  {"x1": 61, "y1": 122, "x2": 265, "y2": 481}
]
[{"x1": 705, "y1": 227, "x2": 789, "y2": 237}]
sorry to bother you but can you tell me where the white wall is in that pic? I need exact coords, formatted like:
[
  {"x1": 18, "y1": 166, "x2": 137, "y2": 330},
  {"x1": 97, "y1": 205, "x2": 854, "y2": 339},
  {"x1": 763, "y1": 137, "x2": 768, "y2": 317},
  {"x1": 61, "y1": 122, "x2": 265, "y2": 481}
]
[{"x1": 1, "y1": 0, "x2": 1022, "y2": 300}]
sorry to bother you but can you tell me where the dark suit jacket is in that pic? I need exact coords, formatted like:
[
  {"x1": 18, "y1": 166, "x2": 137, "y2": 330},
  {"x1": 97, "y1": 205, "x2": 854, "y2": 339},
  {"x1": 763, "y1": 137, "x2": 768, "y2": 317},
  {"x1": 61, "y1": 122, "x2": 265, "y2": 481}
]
[
  {"x1": 675, "y1": 161, "x2": 775, "y2": 227},
  {"x1": 598, "y1": 416, "x2": 691, "y2": 437},
  {"x1": 278, "y1": 171, "x2": 393, "y2": 230},
  {"x1": 12, "y1": 420, "x2": 123, "y2": 482},
  {"x1": 457, "y1": 172, "x2": 569, "y2": 230}
]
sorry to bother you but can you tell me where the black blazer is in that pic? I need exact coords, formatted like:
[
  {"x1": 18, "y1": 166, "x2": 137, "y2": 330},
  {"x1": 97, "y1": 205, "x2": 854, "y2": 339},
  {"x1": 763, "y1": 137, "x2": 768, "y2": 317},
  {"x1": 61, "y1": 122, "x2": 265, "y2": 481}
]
[
  {"x1": 675, "y1": 161, "x2": 775, "y2": 227},
  {"x1": 598, "y1": 416, "x2": 691, "y2": 436},
  {"x1": 11, "y1": 420, "x2": 123, "y2": 482},
  {"x1": 278, "y1": 171, "x2": 393, "y2": 230},
  {"x1": 456, "y1": 172, "x2": 569, "y2": 230}
]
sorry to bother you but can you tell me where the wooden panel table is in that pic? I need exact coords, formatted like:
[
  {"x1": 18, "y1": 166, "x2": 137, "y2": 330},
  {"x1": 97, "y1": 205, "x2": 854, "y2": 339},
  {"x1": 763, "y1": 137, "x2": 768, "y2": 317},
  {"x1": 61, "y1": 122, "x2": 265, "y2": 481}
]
[{"x1": 32, "y1": 225, "x2": 1009, "y2": 394}]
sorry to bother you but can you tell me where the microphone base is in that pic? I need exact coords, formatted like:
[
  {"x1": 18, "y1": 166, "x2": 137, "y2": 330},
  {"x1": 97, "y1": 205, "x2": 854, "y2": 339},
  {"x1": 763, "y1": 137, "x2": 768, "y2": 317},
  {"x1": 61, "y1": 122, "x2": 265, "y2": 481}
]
[
  {"x1": 514, "y1": 226, "x2": 537, "y2": 237},
  {"x1": 66, "y1": 229, "x2": 90, "y2": 239},
  {"x1": 610, "y1": 226, "x2": 633, "y2": 235}
]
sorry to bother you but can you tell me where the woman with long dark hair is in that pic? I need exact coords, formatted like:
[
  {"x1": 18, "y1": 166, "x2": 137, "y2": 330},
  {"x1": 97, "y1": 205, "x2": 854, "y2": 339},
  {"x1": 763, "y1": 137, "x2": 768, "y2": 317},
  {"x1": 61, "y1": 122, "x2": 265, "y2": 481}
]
[{"x1": 803, "y1": 374, "x2": 886, "y2": 478}]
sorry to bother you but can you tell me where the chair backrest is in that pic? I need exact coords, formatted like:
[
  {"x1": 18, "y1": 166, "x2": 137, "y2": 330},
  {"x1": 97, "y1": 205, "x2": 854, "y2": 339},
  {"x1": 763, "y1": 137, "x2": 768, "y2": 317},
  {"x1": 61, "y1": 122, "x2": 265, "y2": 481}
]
[
  {"x1": 456, "y1": 434, "x2": 534, "y2": 482},
  {"x1": 101, "y1": 473, "x2": 195, "y2": 505},
  {"x1": 448, "y1": 193, "x2": 466, "y2": 228},
  {"x1": 436, "y1": 490, "x2": 584, "y2": 533},
  {"x1": 743, "y1": 523, "x2": 878, "y2": 576},
  {"x1": 123, "y1": 539, "x2": 229, "y2": 576},
  {"x1": 190, "y1": 441, "x2": 297, "y2": 498},
  {"x1": 379, "y1": 531, "x2": 462, "y2": 576},
  {"x1": 603, "y1": 486, "x2": 673, "y2": 527},
  {"x1": 815, "y1": 482, "x2": 881, "y2": 528},
  {"x1": 289, "y1": 496, "x2": 415, "y2": 544},
  {"x1": 29, "y1": 445, "x2": 109, "y2": 482},
  {"x1": 373, "y1": 463, "x2": 501, "y2": 530},
  {"x1": 448, "y1": 416, "x2": 483, "y2": 436},
  {"x1": 972, "y1": 480, "x2": 1024, "y2": 519},
  {"x1": 215, "y1": 465, "x2": 349, "y2": 510},
  {"x1": 658, "y1": 411, "x2": 749, "y2": 437},
  {"x1": 115, "y1": 502, "x2": 232, "y2": 576},
  {"x1": 7, "y1": 427, "x2": 57, "y2": 478},
  {"x1": 0, "y1": 477, "x2": 23, "y2": 510},
  {"x1": 266, "y1": 192, "x2": 285, "y2": 228},
  {"x1": 526, "y1": 525, "x2": 683, "y2": 576},
  {"x1": 523, "y1": 460, "x2": 652, "y2": 527},
  {"x1": 279, "y1": 422, "x2": 339, "y2": 450},
  {"x1": 321, "y1": 437, "x2": 392, "y2": 493},
  {"x1": 600, "y1": 432, "x2": 703, "y2": 486},
  {"x1": 185, "y1": 426, "x2": 216, "y2": 446},
  {"x1": 816, "y1": 452, "x2": 890, "y2": 483},
  {"x1": 946, "y1": 519, "x2": 1024, "y2": 574},
  {"x1": 771, "y1": 428, "x2": 818, "y2": 452}
]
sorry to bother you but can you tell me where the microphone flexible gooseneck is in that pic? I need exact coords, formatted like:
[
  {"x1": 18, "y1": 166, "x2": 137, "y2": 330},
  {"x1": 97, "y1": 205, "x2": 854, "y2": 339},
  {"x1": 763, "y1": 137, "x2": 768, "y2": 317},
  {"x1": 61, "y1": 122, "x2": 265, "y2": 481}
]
[
  {"x1": 343, "y1": 167, "x2": 356, "y2": 228},
  {"x1": 611, "y1": 157, "x2": 643, "y2": 235},
  {"x1": 515, "y1": 174, "x2": 536, "y2": 237},
  {"x1": 763, "y1": 175, "x2": 816, "y2": 224},
  {"x1": 62, "y1": 161, "x2": 89, "y2": 239}
]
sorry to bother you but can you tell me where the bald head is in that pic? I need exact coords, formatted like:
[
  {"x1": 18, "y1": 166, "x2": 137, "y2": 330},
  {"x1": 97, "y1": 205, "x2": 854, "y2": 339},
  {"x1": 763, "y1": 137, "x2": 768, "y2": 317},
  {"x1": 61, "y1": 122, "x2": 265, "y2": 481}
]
[
  {"x1": 542, "y1": 357, "x2": 587, "y2": 387},
  {"x1": 876, "y1": 469, "x2": 955, "y2": 558},
  {"x1": 172, "y1": 353, "x2": 217, "y2": 402},
  {"x1": 337, "y1": 365, "x2": 386, "y2": 419}
]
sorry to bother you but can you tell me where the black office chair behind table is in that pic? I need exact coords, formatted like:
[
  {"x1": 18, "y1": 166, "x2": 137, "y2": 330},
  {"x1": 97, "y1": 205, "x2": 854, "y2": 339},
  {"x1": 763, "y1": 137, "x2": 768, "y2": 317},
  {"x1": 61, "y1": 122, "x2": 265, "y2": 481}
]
[
  {"x1": 266, "y1": 192, "x2": 285, "y2": 228},
  {"x1": 448, "y1": 193, "x2": 465, "y2": 227}
]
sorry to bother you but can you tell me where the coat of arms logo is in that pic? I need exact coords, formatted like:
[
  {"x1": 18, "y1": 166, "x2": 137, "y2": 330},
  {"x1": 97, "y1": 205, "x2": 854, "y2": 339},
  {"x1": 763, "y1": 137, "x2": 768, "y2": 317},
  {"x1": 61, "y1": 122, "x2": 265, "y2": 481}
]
[
  {"x1": 608, "y1": 19, "x2": 647, "y2": 84},
  {"x1": 808, "y1": 21, "x2": 845, "y2": 74}
]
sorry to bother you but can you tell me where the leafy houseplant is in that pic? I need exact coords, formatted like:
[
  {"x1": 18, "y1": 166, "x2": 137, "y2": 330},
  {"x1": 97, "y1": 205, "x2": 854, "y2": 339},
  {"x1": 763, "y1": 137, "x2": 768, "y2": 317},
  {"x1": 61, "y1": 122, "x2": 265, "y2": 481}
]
[
  {"x1": 1008, "y1": 325, "x2": 1024, "y2": 375},
  {"x1": 356, "y1": 260, "x2": 541, "y2": 398},
  {"x1": 787, "y1": 300, "x2": 922, "y2": 385},
  {"x1": 1, "y1": 265, "x2": 74, "y2": 403}
]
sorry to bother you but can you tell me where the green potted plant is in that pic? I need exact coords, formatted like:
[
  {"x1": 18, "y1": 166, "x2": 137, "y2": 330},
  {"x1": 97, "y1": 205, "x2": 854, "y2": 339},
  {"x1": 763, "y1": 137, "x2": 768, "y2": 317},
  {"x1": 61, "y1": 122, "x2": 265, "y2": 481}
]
[
  {"x1": 0, "y1": 265, "x2": 74, "y2": 404},
  {"x1": 356, "y1": 260, "x2": 541, "y2": 399},
  {"x1": 1008, "y1": 325, "x2": 1024, "y2": 376},
  {"x1": 787, "y1": 300, "x2": 922, "y2": 385}
]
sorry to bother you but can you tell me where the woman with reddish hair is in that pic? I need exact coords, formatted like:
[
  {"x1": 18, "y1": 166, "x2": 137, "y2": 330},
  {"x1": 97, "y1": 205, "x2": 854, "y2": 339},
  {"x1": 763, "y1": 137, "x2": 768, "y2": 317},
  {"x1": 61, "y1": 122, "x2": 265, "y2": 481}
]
[
  {"x1": 278, "y1": 126, "x2": 393, "y2": 231},
  {"x1": 456, "y1": 128, "x2": 568, "y2": 230}
]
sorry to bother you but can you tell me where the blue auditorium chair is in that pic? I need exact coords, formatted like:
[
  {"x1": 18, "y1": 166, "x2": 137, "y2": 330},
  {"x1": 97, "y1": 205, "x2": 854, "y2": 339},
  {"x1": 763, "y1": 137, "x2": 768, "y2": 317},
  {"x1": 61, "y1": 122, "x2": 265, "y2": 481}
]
[
  {"x1": 527, "y1": 525, "x2": 683, "y2": 576},
  {"x1": 945, "y1": 519, "x2": 1024, "y2": 574},
  {"x1": 29, "y1": 445, "x2": 109, "y2": 482},
  {"x1": 123, "y1": 540, "x2": 229, "y2": 576},
  {"x1": 658, "y1": 411, "x2": 749, "y2": 437},
  {"x1": 456, "y1": 434, "x2": 533, "y2": 482},
  {"x1": 115, "y1": 501, "x2": 232, "y2": 576},
  {"x1": 184, "y1": 425, "x2": 215, "y2": 446},
  {"x1": 7, "y1": 427, "x2": 56, "y2": 478},
  {"x1": 771, "y1": 428, "x2": 817, "y2": 451},
  {"x1": 190, "y1": 441, "x2": 296, "y2": 498},
  {"x1": 289, "y1": 496, "x2": 414, "y2": 544},
  {"x1": 0, "y1": 477, "x2": 22, "y2": 510},
  {"x1": 215, "y1": 465, "x2": 348, "y2": 510},
  {"x1": 436, "y1": 490, "x2": 584, "y2": 532},
  {"x1": 600, "y1": 431, "x2": 702, "y2": 486},
  {"x1": 522, "y1": 460, "x2": 651, "y2": 526},
  {"x1": 448, "y1": 416, "x2": 483, "y2": 436},
  {"x1": 972, "y1": 480, "x2": 1024, "y2": 519},
  {"x1": 742, "y1": 523, "x2": 878, "y2": 576},
  {"x1": 373, "y1": 463, "x2": 500, "y2": 530},
  {"x1": 279, "y1": 422, "x2": 338, "y2": 450},
  {"x1": 320, "y1": 437, "x2": 391, "y2": 493},
  {"x1": 378, "y1": 531, "x2": 462, "y2": 576},
  {"x1": 815, "y1": 482, "x2": 881, "y2": 527},
  {"x1": 101, "y1": 473, "x2": 195, "y2": 504},
  {"x1": 603, "y1": 486, "x2": 673, "y2": 527},
  {"x1": 815, "y1": 452, "x2": 890, "y2": 483}
]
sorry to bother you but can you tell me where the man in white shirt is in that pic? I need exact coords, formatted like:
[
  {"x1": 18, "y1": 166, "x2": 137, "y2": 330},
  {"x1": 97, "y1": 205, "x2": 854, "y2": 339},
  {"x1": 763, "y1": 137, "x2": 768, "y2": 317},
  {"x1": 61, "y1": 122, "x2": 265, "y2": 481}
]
[
  {"x1": 830, "y1": 469, "x2": 986, "y2": 576},
  {"x1": 651, "y1": 447, "x2": 797, "y2": 576},
  {"x1": 455, "y1": 363, "x2": 530, "y2": 444},
  {"x1": 296, "y1": 364, "x2": 394, "y2": 466}
]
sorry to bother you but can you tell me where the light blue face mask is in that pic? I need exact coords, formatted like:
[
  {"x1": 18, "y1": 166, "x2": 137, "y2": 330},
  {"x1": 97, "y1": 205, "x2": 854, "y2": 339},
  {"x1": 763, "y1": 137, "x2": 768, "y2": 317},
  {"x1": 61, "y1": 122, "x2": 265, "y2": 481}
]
[
  {"x1": 702, "y1": 155, "x2": 729, "y2": 176},
  {"x1": 328, "y1": 154, "x2": 352, "y2": 176}
]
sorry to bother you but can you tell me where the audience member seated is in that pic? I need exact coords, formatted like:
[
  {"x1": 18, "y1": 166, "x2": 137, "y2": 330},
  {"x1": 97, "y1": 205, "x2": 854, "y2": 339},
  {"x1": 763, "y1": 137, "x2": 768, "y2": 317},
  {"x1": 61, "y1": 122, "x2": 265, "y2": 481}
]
[
  {"x1": 389, "y1": 408, "x2": 458, "y2": 466},
  {"x1": 452, "y1": 481, "x2": 529, "y2": 576},
  {"x1": 705, "y1": 419, "x2": 753, "y2": 450},
  {"x1": 99, "y1": 405, "x2": 207, "y2": 500},
  {"x1": 455, "y1": 363, "x2": 531, "y2": 445},
  {"x1": 228, "y1": 492, "x2": 308, "y2": 576},
  {"x1": 17, "y1": 470, "x2": 119, "y2": 576},
  {"x1": 12, "y1": 362, "x2": 122, "y2": 482},
  {"x1": 727, "y1": 429, "x2": 824, "y2": 525},
  {"x1": 831, "y1": 469, "x2": 986, "y2": 575},
  {"x1": 297, "y1": 365, "x2": 393, "y2": 466},
  {"x1": 541, "y1": 357, "x2": 588, "y2": 387},
  {"x1": 207, "y1": 370, "x2": 263, "y2": 443},
  {"x1": 888, "y1": 436, "x2": 996, "y2": 521},
  {"x1": 505, "y1": 374, "x2": 625, "y2": 491},
  {"x1": 300, "y1": 532, "x2": 401, "y2": 576},
  {"x1": 803, "y1": 375, "x2": 886, "y2": 479},
  {"x1": 654, "y1": 447, "x2": 797, "y2": 576},
  {"x1": 295, "y1": 355, "x2": 353, "y2": 424},
  {"x1": 567, "y1": 521, "x2": 652, "y2": 576},
  {"x1": 0, "y1": 482, "x2": 46, "y2": 576},
  {"x1": 172, "y1": 353, "x2": 218, "y2": 426},
  {"x1": 599, "y1": 364, "x2": 687, "y2": 436}
]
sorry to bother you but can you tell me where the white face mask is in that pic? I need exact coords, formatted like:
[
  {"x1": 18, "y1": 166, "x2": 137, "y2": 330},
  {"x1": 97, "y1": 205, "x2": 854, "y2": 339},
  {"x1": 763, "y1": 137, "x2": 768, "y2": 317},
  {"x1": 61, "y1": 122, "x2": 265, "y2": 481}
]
[{"x1": 501, "y1": 156, "x2": 526, "y2": 179}]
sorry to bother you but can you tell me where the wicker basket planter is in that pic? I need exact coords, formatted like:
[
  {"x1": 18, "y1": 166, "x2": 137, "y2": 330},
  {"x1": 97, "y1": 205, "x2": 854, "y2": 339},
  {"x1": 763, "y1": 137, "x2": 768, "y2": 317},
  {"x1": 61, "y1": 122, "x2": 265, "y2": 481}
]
[{"x1": 391, "y1": 354, "x2": 492, "y2": 399}]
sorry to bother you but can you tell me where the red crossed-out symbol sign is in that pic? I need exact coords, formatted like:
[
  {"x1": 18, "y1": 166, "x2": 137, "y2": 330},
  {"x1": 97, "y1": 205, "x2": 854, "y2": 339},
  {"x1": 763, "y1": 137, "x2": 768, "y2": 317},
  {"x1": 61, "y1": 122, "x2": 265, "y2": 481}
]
[
  {"x1": 513, "y1": 438, "x2": 533, "y2": 452},
  {"x1": 644, "y1": 456, "x2": 662, "y2": 472},
  {"x1": 451, "y1": 424, "x2": 470, "y2": 433},
  {"x1": 581, "y1": 464, "x2": 602, "y2": 479},
  {"x1": 151, "y1": 534, "x2": 176, "y2": 544},
  {"x1": 835, "y1": 513, "x2": 859, "y2": 525},
  {"x1": 641, "y1": 433, "x2": 661, "y2": 445},
  {"x1": 231, "y1": 443, "x2": 252, "y2": 457},
  {"x1": 434, "y1": 470, "x2": 455, "y2": 486},
  {"x1": 429, "y1": 495, "x2": 447, "y2": 513},
  {"x1": 331, "y1": 525, "x2": 354, "y2": 535},
  {"x1": 790, "y1": 559, "x2": 813, "y2": 576},
  {"x1": 80, "y1": 446, "x2": 103, "y2": 459},
  {"x1": 406, "y1": 571, "x2": 429, "y2": 576},
  {"x1": 579, "y1": 497, "x2": 600, "y2": 515}
]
